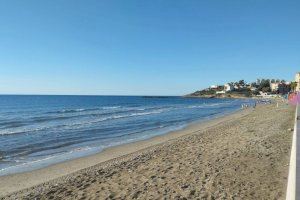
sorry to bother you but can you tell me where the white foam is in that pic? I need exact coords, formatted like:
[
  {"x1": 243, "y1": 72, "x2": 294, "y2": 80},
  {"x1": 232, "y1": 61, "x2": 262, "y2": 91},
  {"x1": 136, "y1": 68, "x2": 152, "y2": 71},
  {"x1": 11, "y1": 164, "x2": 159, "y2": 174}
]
[{"x1": 102, "y1": 106, "x2": 121, "y2": 110}]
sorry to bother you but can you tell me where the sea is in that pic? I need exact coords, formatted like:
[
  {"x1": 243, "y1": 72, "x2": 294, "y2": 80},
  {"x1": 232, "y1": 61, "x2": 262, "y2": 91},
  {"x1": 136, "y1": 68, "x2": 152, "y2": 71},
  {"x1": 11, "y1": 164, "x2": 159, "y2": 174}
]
[{"x1": 0, "y1": 95, "x2": 253, "y2": 176}]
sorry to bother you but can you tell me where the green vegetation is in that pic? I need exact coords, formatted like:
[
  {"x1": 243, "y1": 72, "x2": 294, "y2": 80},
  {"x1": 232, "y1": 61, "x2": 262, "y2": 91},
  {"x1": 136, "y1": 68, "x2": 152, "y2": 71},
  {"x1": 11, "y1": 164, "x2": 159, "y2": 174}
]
[
  {"x1": 290, "y1": 81, "x2": 297, "y2": 92},
  {"x1": 190, "y1": 89, "x2": 216, "y2": 96},
  {"x1": 227, "y1": 88, "x2": 252, "y2": 97},
  {"x1": 188, "y1": 78, "x2": 292, "y2": 98},
  {"x1": 257, "y1": 79, "x2": 271, "y2": 93}
]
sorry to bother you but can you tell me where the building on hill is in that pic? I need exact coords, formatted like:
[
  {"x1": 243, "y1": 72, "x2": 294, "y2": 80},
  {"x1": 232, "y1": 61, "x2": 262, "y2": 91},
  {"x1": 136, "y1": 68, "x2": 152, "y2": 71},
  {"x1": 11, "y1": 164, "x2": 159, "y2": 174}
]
[
  {"x1": 210, "y1": 85, "x2": 224, "y2": 91},
  {"x1": 233, "y1": 84, "x2": 239, "y2": 90},
  {"x1": 271, "y1": 82, "x2": 290, "y2": 94},
  {"x1": 295, "y1": 73, "x2": 300, "y2": 92},
  {"x1": 224, "y1": 83, "x2": 234, "y2": 92},
  {"x1": 278, "y1": 83, "x2": 290, "y2": 94},
  {"x1": 256, "y1": 79, "x2": 261, "y2": 85},
  {"x1": 216, "y1": 90, "x2": 225, "y2": 94},
  {"x1": 250, "y1": 86, "x2": 257, "y2": 91},
  {"x1": 270, "y1": 83, "x2": 279, "y2": 92}
]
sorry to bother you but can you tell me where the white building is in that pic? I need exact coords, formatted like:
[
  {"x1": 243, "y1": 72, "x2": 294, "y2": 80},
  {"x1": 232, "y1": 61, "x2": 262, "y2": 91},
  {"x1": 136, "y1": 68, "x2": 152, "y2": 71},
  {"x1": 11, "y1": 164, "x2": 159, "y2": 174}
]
[
  {"x1": 210, "y1": 85, "x2": 218, "y2": 89},
  {"x1": 256, "y1": 79, "x2": 261, "y2": 85},
  {"x1": 234, "y1": 85, "x2": 239, "y2": 90},
  {"x1": 224, "y1": 83, "x2": 234, "y2": 92},
  {"x1": 216, "y1": 91, "x2": 225, "y2": 94},
  {"x1": 270, "y1": 83, "x2": 279, "y2": 92},
  {"x1": 295, "y1": 73, "x2": 300, "y2": 92},
  {"x1": 250, "y1": 87, "x2": 257, "y2": 91},
  {"x1": 259, "y1": 91, "x2": 268, "y2": 96}
]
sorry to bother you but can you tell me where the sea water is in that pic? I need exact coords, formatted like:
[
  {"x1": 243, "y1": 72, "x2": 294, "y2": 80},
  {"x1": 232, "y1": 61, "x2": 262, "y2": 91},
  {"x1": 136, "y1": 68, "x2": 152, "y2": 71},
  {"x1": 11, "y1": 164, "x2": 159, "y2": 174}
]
[{"x1": 0, "y1": 95, "x2": 253, "y2": 175}]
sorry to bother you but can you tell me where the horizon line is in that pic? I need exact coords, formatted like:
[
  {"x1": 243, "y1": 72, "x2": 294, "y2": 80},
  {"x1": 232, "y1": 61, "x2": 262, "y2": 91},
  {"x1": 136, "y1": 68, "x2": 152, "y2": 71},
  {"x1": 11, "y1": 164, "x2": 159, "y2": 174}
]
[{"x1": 0, "y1": 94, "x2": 182, "y2": 97}]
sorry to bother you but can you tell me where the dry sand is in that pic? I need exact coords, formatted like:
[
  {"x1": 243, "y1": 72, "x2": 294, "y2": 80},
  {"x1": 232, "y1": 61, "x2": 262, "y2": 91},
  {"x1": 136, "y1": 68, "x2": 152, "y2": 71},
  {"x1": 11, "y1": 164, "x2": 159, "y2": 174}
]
[{"x1": 0, "y1": 102, "x2": 294, "y2": 199}]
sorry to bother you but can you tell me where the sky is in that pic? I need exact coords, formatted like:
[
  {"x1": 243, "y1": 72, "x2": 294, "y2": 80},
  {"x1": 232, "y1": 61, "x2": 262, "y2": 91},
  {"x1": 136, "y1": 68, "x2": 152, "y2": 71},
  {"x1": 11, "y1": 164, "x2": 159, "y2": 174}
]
[{"x1": 0, "y1": 0, "x2": 299, "y2": 95}]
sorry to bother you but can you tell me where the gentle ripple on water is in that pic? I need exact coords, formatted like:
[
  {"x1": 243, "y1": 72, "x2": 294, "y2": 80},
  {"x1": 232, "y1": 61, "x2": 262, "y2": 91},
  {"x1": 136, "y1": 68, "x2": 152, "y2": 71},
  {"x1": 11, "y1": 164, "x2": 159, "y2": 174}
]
[{"x1": 0, "y1": 95, "x2": 254, "y2": 175}]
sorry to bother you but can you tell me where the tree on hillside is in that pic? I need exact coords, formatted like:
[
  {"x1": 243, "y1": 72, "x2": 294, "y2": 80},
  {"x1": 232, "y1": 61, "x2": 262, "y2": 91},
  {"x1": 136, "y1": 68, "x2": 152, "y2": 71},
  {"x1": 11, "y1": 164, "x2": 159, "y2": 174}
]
[
  {"x1": 258, "y1": 79, "x2": 270, "y2": 91},
  {"x1": 290, "y1": 82, "x2": 298, "y2": 92},
  {"x1": 262, "y1": 87, "x2": 271, "y2": 93},
  {"x1": 238, "y1": 80, "x2": 245, "y2": 86},
  {"x1": 250, "y1": 82, "x2": 257, "y2": 87}
]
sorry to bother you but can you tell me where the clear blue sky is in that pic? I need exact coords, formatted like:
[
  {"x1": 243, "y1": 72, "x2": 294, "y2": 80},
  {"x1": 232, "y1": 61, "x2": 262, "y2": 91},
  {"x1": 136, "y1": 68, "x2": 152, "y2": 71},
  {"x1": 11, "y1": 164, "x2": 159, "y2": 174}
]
[{"x1": 0, "y1": 0, "x2": 299, "y2": 95}]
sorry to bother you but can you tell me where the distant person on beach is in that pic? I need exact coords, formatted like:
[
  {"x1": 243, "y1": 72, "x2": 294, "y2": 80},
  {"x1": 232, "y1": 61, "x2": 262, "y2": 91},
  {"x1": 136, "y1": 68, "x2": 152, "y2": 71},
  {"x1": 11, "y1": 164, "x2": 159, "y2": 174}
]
[{"x1": 241, "y1": 104, "x2": 250, "y2": 109}]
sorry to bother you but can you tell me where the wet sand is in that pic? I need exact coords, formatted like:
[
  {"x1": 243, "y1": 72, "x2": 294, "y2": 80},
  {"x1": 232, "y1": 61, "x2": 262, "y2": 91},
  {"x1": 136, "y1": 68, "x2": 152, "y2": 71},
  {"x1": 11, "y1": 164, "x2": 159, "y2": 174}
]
[{"x1": 1, "y1": 102, "x2": 294, "y2": 199}]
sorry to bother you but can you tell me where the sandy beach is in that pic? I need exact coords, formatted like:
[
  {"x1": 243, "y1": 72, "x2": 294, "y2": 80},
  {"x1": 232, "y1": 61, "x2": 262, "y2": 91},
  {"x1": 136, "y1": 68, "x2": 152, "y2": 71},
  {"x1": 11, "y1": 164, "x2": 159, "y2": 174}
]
[{"x1": 1, "y1": 102, "x2": 294, "y2": 199}]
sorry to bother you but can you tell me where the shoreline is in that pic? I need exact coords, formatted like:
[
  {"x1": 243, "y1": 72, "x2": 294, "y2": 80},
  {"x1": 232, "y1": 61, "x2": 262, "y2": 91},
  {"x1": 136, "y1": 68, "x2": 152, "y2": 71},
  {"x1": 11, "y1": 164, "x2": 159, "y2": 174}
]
[
  {"x1": 0, "y1": 108, "x2": 252, "y2": 196},
  {"x1": 0, "y1": 108, "x2": 242, "y2": 177}
]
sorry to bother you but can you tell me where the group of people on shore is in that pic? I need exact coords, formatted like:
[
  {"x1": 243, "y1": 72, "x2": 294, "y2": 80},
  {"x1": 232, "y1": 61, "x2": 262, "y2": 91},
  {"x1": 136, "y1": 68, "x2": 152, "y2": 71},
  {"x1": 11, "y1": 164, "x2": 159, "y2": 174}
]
[
  {"x1": 241, "y1": 104, "x2": 251, "y2": 109},
  {"x1": 241, "y1": 99, "x2": 273, "y2": 109},
  {"x1": 256, "y1": 99, "x2": 272, "y2": 104}
]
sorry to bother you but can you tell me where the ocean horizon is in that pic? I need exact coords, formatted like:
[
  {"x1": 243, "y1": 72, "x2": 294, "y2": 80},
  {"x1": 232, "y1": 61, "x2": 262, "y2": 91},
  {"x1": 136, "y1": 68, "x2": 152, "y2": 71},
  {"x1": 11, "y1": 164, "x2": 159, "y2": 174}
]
[{"x1": 0, "y1": 95, "x2": 253, "y2": 176}]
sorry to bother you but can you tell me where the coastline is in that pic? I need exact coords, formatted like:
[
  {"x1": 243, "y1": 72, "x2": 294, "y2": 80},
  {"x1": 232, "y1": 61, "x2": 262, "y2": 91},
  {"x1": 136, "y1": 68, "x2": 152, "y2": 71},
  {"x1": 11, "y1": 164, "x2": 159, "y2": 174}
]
[
  {"x1": 183, "y1": 95, "x2": 252, "y2": 99},
  {"x1": 0, "y1": 108, "x2": 251, "y2": 196},
  {"x1": 1, "y1": 102, "x2": 295, "y2": 199}
]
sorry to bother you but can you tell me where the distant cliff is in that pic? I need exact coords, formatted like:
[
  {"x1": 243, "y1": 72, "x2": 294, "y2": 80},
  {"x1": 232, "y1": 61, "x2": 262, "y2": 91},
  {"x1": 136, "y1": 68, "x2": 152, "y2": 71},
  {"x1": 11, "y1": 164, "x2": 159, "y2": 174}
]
[
  {"x1": 185, "y1": 88, "x2": 252, "y2": 99},
  {"x1": 186, "y1": 78, "x2": 291, "y2": 99}
]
